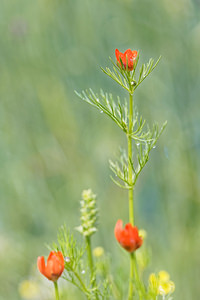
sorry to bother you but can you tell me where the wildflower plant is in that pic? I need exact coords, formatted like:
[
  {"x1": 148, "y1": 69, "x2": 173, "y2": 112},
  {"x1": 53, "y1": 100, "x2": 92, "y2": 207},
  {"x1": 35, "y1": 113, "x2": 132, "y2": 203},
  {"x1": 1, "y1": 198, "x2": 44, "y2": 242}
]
[{"x1": 36, "y1": 49, "x2": 175, "y2": 300}]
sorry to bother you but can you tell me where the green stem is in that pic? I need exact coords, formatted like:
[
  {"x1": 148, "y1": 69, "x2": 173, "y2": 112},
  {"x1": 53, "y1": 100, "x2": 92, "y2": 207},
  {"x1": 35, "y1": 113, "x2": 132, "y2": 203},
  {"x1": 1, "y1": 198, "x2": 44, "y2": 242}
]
[
  {"x1": 128, "y1": 253, "x2": 134, "y2": 300},
  {"x1": 128, "y1": 92, "x2": 134, "y2": 225},
  {"x1": 127, "y1": 92, "x2": 135, "y2": 300},
  {"x1": 74, "y1": 270, "x2": 89, "y2": 294},
  {"x1": 54, "y1": 281, "x2": 59, "y2": 300},
  {"x1": 65, "y1": 263, "x2": 89, "y2": 294},
  {"x1": 133, "y1": 254, "x2": 143, "y2": 300},
  {"x1": 85, "y1": 236, "x2": 99, "y2": 300},
  {"x1": 86, "y1": 236, "x2": 94, "y2": 275}
]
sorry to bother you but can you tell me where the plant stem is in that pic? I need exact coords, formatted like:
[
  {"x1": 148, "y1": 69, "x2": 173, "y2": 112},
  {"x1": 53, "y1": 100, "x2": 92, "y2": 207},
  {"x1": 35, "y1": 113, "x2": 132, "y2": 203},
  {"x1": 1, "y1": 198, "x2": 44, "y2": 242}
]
[
  {"x1": 54, "y1": 281, "x2": 59, "y2": 300},
  {"x1": 128, "y1": 253, "x2": 134, "y2": 300},
  {"x1": 85, "y1": 236, "x2": 99, "y2": 300},
  {"x1": 128, "y1": 92, "x2": 134, "y2": 225},
  {"x1": 74, "y1": 270, "x2": 89, "y2": 294},
  {"x1": 133, "y1": 254, "x2": 139, "y2": 282},
  {"x1": 86, "y1": 236, "x2": 94, "y2": 275},
  {"x1": 133, "y1": 254, "x2": 143, "y2": 300},
  {"x1": 127, "y1": 92, "x2": 135, "y2": 300}
]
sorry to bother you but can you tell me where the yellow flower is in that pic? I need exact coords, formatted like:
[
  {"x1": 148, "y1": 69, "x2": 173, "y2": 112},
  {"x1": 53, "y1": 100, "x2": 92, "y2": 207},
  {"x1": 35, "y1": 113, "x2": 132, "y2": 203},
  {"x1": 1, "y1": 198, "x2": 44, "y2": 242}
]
[
  {"x1": 158, "y1": 270, "x2": 175, "y2": 295},
  {"x1": 93, "y1": 246, "x2": 104, "y2": 257},
  {"x1": 158, "y1": 270, "x2": 170, "y2": 282},
  {"x1": 139, "y1": 229, "x2": 147, "y2": 240},
  {"x1": 158, "y1": 280, "x2": 175, "y2": 296},
  {"x1": 149, "y1": 270, "x2": 175, "y2": 296},
  {"x1": 19, "y1": 280, "x2": 39, "y2": 299}
]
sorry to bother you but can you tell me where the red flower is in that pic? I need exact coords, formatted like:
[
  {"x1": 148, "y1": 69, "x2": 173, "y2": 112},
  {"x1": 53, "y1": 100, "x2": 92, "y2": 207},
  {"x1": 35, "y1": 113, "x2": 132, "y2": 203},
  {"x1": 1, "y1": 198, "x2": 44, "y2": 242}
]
[
  {"x1": 37, "y1": 251, "x2": 65, "y2": 281},
  {"x1": 115, "y1": 49, "x2": 138, "y2": 71},
  {"x1": 114, "y1": 219, "x2": 143, "y2": 252}
]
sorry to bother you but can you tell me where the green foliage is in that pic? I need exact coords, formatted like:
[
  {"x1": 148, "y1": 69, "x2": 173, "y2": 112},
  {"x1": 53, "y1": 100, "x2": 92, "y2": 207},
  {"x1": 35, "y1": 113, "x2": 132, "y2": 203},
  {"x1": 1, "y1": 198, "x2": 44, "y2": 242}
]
[
  {"x1": 133, "y1": 121, "x2": 167, "y2": 180},
  {"x1": 76, "y1": 54, "x2": 166, "y2": 192},
  {"x1": 101, "y1": 57, "x2": 136, "y2": 93},
  {"x1": 50, "y1": 226, "x2": 89, "y2": 294},
  {"x1": 51, "y1": 225, "x2": 112, "y2": 299},
  {"x1": 75, "y1": 89, "x2": 129, "y2": 133},
  {"x1": 135, "y1": 56, "x2": 161, "y2": 90},
  {"x1": 52, "y1": 225, "x2": 84, "y2": 273},
  {"x1": 48, "y1": 190, "x2": 113, "y2": 300},
  {"x1": 101, "y1": 55, "x2": 161, "y2": 94},
  {"x1": 109, "y1": 121, "x2": 167, "y2": 189}
]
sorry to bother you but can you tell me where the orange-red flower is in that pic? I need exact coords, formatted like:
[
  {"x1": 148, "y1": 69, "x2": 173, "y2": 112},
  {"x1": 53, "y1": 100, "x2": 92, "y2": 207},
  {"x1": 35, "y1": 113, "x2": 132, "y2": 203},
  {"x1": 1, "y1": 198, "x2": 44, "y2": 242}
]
[
  {"x1": 115, "y1": 49, "x2": 138, "y2": 71},
  {"x1": 114, "y1": 219, "x2": 143, "y2": 252},
  {"x1": 37, "y1": 251, "x2": 65, "y2": 281}
]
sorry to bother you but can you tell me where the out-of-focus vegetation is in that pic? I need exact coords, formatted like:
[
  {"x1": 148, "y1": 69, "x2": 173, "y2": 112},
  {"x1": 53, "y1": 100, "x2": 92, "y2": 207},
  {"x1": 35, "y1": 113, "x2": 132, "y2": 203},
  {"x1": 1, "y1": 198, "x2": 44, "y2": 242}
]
[{"x1": 0, "y1": 0, "x2": 200, "y2": 299}]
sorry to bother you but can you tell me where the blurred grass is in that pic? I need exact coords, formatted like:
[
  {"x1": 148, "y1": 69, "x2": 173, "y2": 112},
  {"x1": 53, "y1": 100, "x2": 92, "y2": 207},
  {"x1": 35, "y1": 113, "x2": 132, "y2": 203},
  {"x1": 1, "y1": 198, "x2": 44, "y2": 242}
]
[{"x1": 0, "y1": 0, "x2": 200, "y2": 299}]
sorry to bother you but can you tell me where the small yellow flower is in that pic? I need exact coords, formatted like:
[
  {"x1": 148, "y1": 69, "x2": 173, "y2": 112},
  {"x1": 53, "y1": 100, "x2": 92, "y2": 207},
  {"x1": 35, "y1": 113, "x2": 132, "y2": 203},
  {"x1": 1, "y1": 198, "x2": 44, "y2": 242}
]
[
  {"x1": 148, "y1": 270, "x2": 175, "y2": 296},
  {"x1": 158, "y1": 270, "x2": 170, "y2": 282},
  {"x1": 158, "y1": 280, "x2": 175, "y2": 296},
  {"x1": 19, "y1": 280, "x2": 39, "y2": 299},
  {"x1": 93, "y1": 246, "x2": 104, "y2": 257},
  {"x1": 139, "y1": 229, "x2": 147, "y2": 240}
]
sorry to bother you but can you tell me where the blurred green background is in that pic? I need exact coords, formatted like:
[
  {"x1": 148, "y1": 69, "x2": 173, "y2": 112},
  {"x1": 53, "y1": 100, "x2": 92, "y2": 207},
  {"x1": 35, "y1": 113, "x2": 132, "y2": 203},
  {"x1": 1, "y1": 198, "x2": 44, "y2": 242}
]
[{"x1": 0, "y1": 0, "x2": 200, "y2": 299}]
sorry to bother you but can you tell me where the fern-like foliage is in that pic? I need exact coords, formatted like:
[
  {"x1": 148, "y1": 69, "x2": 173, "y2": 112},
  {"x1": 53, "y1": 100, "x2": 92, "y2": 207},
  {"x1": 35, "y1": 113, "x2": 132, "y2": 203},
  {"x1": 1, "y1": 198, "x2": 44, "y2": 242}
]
[
  {"x1": 130, "y1": 113, "x2": 153, "y2": 143},
  {"x1": 109, "y1": 121, "x2": 167, "y2": 188},
  {"x1": 75, "y1": 53, "x2": 166, "y2": 192},
  {"x1": 101, "y1": 58, "x2": 134, "y2": 93},
  {"x1": 134, "y1": 120, "x2": 167, "y2": 182},
  {"x1": 49, "y1": 226, "x2": 90, "y2": 295},
  {"x1": 101, "y1": 55, "x2": 161, "y2": 93},
  {"x1": 75, "y1": 89, "x2": 129, "y2": 133},
  {"x1": 109, "y1": 148, "x2": 130, "y2": 189},
  {"x1": 135, "y1": 56, "x2": 161, "y2": 90}
]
